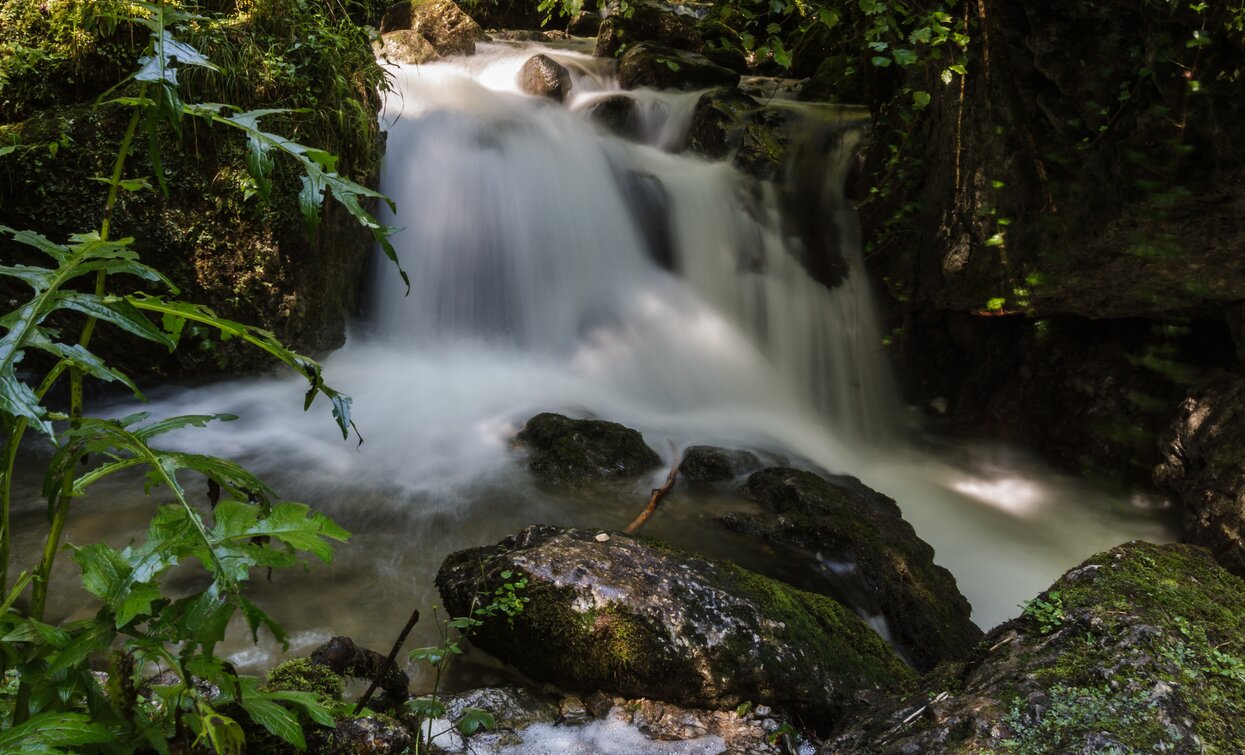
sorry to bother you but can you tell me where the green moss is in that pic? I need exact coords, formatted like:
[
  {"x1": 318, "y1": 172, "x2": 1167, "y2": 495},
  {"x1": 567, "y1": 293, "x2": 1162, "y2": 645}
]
[
  {"x1": 1014, "y1": 542, "x2": 1245, "y2": 752},
  {"x1": 266, "y1": 657, "x2": 345, "y2": 702}
]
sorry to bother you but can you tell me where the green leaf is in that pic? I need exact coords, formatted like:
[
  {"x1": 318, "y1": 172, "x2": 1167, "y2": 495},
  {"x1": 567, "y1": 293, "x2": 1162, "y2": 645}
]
[
  {"x1": 986, "y1": 297, "x2": 1006, "y2": 311},
  {"x1": 266, "y1": 690, "x2": 337, "y2": 727},
  {"x1": 871, "y1": 55, "x2": 892, "y2": 68},
  {"x1": 912, "y1": 90, "x2": 931, "y2": 109},
  {"x1": 892, "y1": 48, "x2": 918, "y2": 66},
  {"x1": 53, "y1": 292, "x2": 175, "y2": 349},
  {"x1": 0, "y1": 712, "x2": 114, "y2": 750},
  {"x1": 239, "y1": 678, "x2": 307, "y2": 750},
  {"x1": 405, "y1": 697, "x2": 447, "y2": 719},
  {"x1": 457, "y1": 708, "x2": 496, "y2": 736}
]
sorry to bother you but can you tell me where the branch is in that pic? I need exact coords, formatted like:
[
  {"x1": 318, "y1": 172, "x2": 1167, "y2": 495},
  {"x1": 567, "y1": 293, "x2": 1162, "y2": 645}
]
[
  {"x1": 354, "y1": 607, "x2": 420, "y2": 715},
  {"x1": 625, "y1": 443, "x2": 681, "y2": 534}
]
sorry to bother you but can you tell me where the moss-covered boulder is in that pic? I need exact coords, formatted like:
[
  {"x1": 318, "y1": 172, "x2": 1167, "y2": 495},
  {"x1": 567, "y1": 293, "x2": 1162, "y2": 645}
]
[
  {"x1": 379, "y1": 0, "x2": 481, "y2": 56},
  {"x1": 1156, "y1": 370, "x2": 1245, "y2": 578},
  {"x1": 722, "y1": 468, "x2": 981, "y2": 672},
  {"x1": 436, "y1": 525, "x2": 914, "y2": 731},
  {"x1": 514, "y1": 412, "x2": 662, "y2": 486},
  {"x1": 827, "y1": 542, "x2": 1245, "y2": 753},
  {"x1": 685, "y1": 87, "x2": 793, "y2": 181},
  {"x1": 378, "y1": 29, "x2": 439, "y2": 65},
  {"x1": 593, "y1": 5, "x2": 703, "y2": 59},
  {"x1": 616, "y1": 42, "x2": 740, "y2": 92}
]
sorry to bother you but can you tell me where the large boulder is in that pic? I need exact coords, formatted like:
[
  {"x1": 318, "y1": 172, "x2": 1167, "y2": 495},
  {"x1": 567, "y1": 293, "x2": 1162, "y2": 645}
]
[
  {"x1": 1155, "y1": 370, "x2": 1245, "y2": 577},
  {"x1": 617, "y1": 42, "x2": 740, "y2": 91},
  {"x1": 436, "y1": 526, "x2": 914, "y2": 730},
  {"x1": 379, "y1": 0, "x2": 480, "y2": 56},
  {"x1": 685, "y1": 87, "x2": 793, "y2": 181},
  {"x1": 517, "y1": 54, "x2": 573, "y2": 101},
  {"x1": 722, "y1": 468, "x2": 981, "y2": 672},
  {"x1": 827, "y1": 542, "x2": 1245, "y2": 753},
  {"x1": 514, "y1": 413, "x2": 662, "y2": 486},
  {"x1": 594, "y1": 5, "x2": 703, "y2": 58},
  {"x1": 377, "y1": 29, "x2": 439, "y2": 65}
]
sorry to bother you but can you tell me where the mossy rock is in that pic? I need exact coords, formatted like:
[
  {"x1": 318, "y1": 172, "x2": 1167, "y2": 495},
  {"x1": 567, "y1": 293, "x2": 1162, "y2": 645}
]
[
  {"x1": 593, "y1": 5, "x2": 703, "y2": 59},
  {"x1": 616, "y1": 42, "x2": 740, "y2": 92},
  {"x1": 680, "y1": 446, "x2": 762, "y2": 483},
  {"x1": 827, "y1": 541, "x2": 1245, "y2": 753},
  {"x1": 0, "y1": 0, "x2": 386, "y2": 379},
  {"x1": 514, "y1": 412, "x2": 662, "y2": 487},
  {"x1": 720, "y1": 468, "x2": 982, "y2": 672},
  {"x1": 266, "y1": 657, "x2": 345, "y2": 702},
  {"x1": 435, "y1": 525, "x2": 914, "y2": 731}
]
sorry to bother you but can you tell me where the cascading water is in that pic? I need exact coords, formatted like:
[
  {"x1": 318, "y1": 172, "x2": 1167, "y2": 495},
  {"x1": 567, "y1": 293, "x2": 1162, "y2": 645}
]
[{"x1": 12, "y1": 39, "x2": 1176, "y2": 708}]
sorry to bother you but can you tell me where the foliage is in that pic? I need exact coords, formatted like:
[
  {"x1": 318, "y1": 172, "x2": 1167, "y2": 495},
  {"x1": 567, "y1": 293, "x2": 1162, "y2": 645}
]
[
  {"x1": 401, "y1": 573, "x2": 528, "y2": 751},
  {"x1": 0, "y1": 0, "x2": 401, "y2": 750},
  {"x1": 1019, "y1": 591, "x2": 1066, "y2": 635}
]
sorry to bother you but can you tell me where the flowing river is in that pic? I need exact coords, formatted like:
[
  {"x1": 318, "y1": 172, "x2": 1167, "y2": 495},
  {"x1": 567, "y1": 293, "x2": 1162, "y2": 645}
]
[{"x1": 13, "y1": 39, "x2": 1175, "y2": 702}]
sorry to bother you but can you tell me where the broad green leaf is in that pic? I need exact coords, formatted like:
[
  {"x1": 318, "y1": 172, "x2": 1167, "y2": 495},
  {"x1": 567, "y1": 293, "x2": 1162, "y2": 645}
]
[
  {"x1": 0, "y1": 226, "x2": 71, "y2": 263},
  {"x1": 266, "y1": 690, "x2": 337, "y2": 727},
  {"x1": 0, "y1": 712, "x2": 114, "y2": 750},
  {"x1": 53, "y1": 292, "x2": 174, "y2": 348},
  {"x1": 457, "y1": 707, "x2": 496, "y2": 736},
  {"x1": 0, "y1": 372, "x2": 52, "y2": 436},
  {"x1": 44, "y1": 622, "x2": 115, "y2": 675},
  {"x1": 405, "y1": 696, "x2": 447, "y2": 719},
  {"x1": 0, "y1": 263, "x2": 54, "y2": 292},
  {"x1": 239, "y1": 677, "x2": 308, "y2": 749}
]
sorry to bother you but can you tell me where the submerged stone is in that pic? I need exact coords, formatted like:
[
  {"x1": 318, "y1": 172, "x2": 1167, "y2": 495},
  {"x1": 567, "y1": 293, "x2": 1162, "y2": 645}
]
[
  {"x1": 827, "y1": 541, "x2": 1245, "y2": 753},
  {"x1": 436, "y1": 525, "x2": 914, "y2": 731},
  {"x1": 514, "y1": 412, "x2": 662, "y2": 486},
  {"x1": 722, "y1": 467, "x2": 982, "y2": 672}
]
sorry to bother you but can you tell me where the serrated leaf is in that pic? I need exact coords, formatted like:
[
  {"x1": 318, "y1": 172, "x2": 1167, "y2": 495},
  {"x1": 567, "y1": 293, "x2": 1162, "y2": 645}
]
[
  {"x1": 266, "y1": 690, "x2": 337, "y2": 727},
  {"x1": 239, "y1": 679, "x2": 306, "y2": 750},
  {"x1": 0, "y1": 712, "x2": 115, "y2": 750},
  {"x1": 53, "y1": 292, "x2": 174, "y2": 348}
]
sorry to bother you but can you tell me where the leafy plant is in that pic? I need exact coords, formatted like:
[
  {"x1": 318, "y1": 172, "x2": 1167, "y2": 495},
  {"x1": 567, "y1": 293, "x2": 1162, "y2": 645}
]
[
  {"x1": 1020, "y1": 591, "x2": 1066, "y2": 635},
  {"x1": 0, "y1": 0, "x2": 402, "y2": 750}
]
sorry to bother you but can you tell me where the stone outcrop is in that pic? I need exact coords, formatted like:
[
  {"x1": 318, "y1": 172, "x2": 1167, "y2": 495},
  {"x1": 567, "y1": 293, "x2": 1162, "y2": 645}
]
[
  {"x1": 1155, "y1": 370, "x2": 1245, "y2": 577},
  {"x1": 617, "y1": 43, "x2": 740, "y2": 92},
  {"x1": 436, "y1": 526, "x2": 914, "y2": 730},
  {"x1": 380, "y1": 0, "x2": 481, "y2": 57},
  {"x1": 826, "y1": 542, "x2": 1245, "y2": 753},
  {"x1": 722, "y1": 468, "x2": 982, "y2": 672}
]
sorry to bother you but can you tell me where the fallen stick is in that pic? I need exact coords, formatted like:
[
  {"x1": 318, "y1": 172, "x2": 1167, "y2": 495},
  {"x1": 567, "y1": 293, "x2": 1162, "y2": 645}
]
[
  {"x1": 625, "y1": 443, "x2": 681, "y2": 534},
  {"x1": 353, "y1": 607, "x2": 420, "y2": 715}
]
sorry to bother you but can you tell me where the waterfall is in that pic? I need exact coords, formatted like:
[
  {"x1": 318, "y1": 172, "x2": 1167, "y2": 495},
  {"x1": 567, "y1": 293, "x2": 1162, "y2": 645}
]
[{"x1": 366, "y1": 42, "x2": 898, "y2": 442}]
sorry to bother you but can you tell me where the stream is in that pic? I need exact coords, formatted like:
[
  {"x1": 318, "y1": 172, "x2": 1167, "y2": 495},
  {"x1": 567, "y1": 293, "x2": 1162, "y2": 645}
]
[{"x1": 12, "y1": 39, "x2": 1176, "y2": 704}]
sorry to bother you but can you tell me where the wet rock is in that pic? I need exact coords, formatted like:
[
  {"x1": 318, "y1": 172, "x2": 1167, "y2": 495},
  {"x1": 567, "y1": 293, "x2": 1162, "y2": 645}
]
[
  {"x1": 309, "y1": 715, "x2": 411, "y2": 754},
  {"x1": 685, "y1": 87, "x2": 792, "y2": 181},
  {"x1": 680, "y1": 446, "x2": 762, "y2": 482},
  {"x1": 585, "y1": 94, "x2": 639, "y2": 138},
  {"x1": 686, "y1": 87, "x2": 759, "y2": 160},
  {"x1": 379, "y1": 0, "x2": 480, "y2": 57},
  {"x1": 721, "y1": 468, "x2": 981, "y2": 672},
  {"x1": 1155, "y1": 370, "x2": 1245, "y2": 577},
  {"x1": 617, "y1": 42, "x2": 740, "y2": 91},
  {"x1": 615, "y1": 169, "x2": 676, "y2": 271},
  {"x1": 514, "y1": 412, "x2": 662, "y2": 486},
  {"x1": 693, "y1": 19, "x2": 749, "y2": 73},
  {"x1": 436, "y1": 526, "x2": 914, "y2": 731},
  {"x1": 827, "y1": 542, "x2": 1245, "y2": 753},
  {"x1": 567, "y1": 10, "x2": 602, "y2": 37},
  {"x1": 491, "y1": 29, "x2": 567, "y2": 42},
  {"x1": 441, "y1": 686, "x2": 560, "y2": 730},
  {"x1": 311, "y1": 636, "x2": 409, "y2": 709},
  {"x1": 517, "y1": 54, "x2": 572, "y2": 101},
  {"x1": 377, "y1": 29, "x2": 439, "y2": 65},
  {"x1": 594, "y1": 5, "x2": 703, "y2": 58}
]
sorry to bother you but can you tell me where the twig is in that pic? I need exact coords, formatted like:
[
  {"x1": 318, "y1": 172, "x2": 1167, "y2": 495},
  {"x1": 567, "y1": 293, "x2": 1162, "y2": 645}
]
[
  {"x1": 354, "y1": 607, "x2": 420, "y2": 715},
  {"x1": 625, "y1": 443, "x2": 681, "y2": 534}
]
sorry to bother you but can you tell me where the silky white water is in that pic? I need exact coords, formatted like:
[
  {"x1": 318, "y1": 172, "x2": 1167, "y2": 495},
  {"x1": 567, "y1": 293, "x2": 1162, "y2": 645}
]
[{"x1": 14, "y1": 40, "x2": 1174, "y2": 701}]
